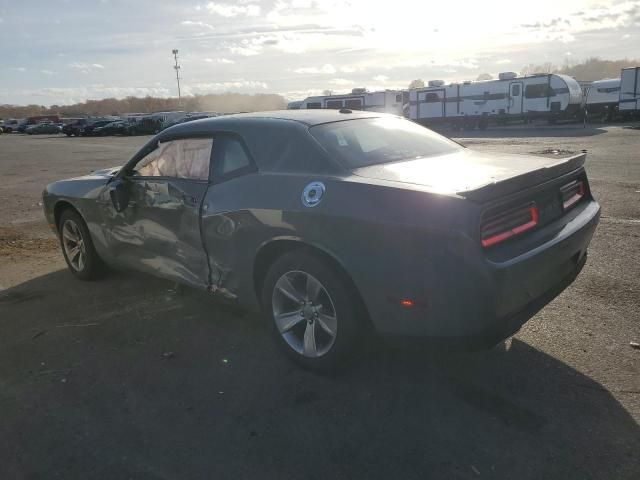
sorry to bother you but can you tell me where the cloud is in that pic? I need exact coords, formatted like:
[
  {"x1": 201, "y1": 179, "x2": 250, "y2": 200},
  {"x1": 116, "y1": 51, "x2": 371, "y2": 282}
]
[
  {"x1": 520, "y1": 1, "x2": 640, "y2": 36},
  {"x1": 373, "y1": 74, "x2": 388, "y2": 82},
  {"x1": 10, "y1": 67, "x2": 27, "y2": 72},
  {"x1": 229, "y1": 45, "x2": 261, "y2": 56},
  {"x1": 496, "y1": 59, "x2": 512, "y2": 65},
  {"x1": 41, "y1": 69, "x2": 56, "y2": 75},
  {"x1": 69, "y1": 62, "x2": 105, "y2": 73},
  {"x1": 181, "y1": 20, "x2": 214, "y2": 30},
  {"x1": 205, "y1": 2, "x2": 260, "y2": 17},
  {"x1": 329, "y1": 78, "x2": 353, "y2": 86},
  {"x1": 185, "y1": 80, "x2": 268, "y2": 94},
  {"x1": 205, "y1": 57, "x2": 235, "y2": 64},
  {"x1": 293, "y1": 64, "x2": 336, "y2": 74}
]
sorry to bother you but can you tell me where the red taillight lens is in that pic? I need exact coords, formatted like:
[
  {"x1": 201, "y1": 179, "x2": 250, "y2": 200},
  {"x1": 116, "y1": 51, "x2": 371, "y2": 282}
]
[
  {"x1": 561, "y1": 180, "x2": 585, "y2": 210},
  {"x1": 481, "y1": 204, "x2": 539, "y2": 248}
]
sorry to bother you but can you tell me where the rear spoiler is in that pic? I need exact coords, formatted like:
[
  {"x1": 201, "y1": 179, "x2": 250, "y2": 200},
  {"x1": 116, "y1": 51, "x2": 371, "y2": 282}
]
[{"x1": 458, "y1": 152, "x2": 586, "y2": 203}]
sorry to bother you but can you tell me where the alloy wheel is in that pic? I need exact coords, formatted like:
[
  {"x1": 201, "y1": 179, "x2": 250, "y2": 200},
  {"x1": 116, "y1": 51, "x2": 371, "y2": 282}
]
[
  {"x1": 61, "y1": 219, "x2": 87, "y2": 271},
  {"x1": 272, "y1": 270, "x2": 338, "y2": 358}
]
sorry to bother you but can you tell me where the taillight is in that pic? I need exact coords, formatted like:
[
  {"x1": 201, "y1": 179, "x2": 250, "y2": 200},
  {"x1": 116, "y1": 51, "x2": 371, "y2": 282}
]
[
  {"x1": 481, "y1": 203, "x2": 539, "y2": 248},
  {"x1": 561, "y1": 180, "x2": 585, "y2": 210}
]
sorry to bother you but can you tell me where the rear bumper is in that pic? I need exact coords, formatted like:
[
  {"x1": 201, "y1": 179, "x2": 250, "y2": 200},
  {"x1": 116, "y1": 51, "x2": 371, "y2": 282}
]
[
  {"x1": 367, "y1": 199, "x2": 600, "y2": 345},
  {"x1": 461, "y1": 250, "x2": 587, "y2": 348}
]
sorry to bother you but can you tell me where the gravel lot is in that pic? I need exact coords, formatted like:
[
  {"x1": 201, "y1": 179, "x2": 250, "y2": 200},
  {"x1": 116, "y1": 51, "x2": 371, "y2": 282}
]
[{"x1": 0, "y1": 126, "x2": 638, "y2": 479}]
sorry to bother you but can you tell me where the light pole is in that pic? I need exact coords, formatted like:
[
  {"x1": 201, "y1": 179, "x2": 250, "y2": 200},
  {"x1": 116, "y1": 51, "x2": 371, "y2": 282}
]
[{"x1": 172, "y1": 49, "x2": 181, "y2": 105}]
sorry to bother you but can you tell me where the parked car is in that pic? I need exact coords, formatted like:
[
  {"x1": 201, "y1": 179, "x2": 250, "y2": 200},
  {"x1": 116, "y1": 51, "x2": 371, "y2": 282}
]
[
  {"x1": 17, "y1": 121, "x2": 30, "y2": 133},
  {"x1": 1, "y1": 119, "x2": 21, "y2": 133},
  {"x1": 42, "y1": 110, "x2": 600, "y2": 370},
  {"x1": 93, "y1": 121, "x2": 131, "y2": 136},
  {"x1": 62, "y1": 119, "x2": 88, "y2": 136},
  {"x1": 128, "y1": 117, "x2": 163, "y2": 135},
  {"x1": 26, "y1": 122, "x2": 62, "y2": 135},
  {"x1": 79, "y1": 120, "x2": 114, "y2": 136},
  {"x1": 159, "y1": 114, "x2": 211, "y2": 131}
]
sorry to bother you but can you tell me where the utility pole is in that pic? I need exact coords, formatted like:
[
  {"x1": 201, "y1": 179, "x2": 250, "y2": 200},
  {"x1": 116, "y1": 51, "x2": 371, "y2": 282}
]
[{"x1": 172, "y1": 49, "x2": 181, "y2": 106}]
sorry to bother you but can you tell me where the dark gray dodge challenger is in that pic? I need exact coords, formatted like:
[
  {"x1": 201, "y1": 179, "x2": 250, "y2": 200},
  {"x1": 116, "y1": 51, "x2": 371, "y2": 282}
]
[{"x1": 43, "y1": 110, "x2": 600, "y2": 369}]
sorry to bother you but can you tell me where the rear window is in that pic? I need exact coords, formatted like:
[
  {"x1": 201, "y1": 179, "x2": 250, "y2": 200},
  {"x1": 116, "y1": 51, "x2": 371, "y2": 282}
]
[{"x1": 309, "y1": 117, "x2": 461, "y2": 169}]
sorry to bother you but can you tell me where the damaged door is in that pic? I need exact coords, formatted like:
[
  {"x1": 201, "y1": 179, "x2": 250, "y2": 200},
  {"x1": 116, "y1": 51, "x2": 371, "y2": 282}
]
[
  {"x1": 200, "y1": 134, "x2": 257, "y2": 298},
  {"x1": 107, "y1": 137, "x2": 214, "y2": 288}
]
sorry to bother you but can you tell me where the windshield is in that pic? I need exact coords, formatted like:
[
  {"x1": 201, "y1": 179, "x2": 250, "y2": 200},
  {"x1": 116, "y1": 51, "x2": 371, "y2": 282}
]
[{"x1": 310, "y1": 117, "x2": 461, "y2": 169}]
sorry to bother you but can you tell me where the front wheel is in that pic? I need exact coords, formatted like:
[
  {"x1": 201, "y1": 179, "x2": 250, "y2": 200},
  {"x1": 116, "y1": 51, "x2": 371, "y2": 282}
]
[
  {"x1": 261, "y1": 250, "x2": 362, "y2": 371},
  {"x1": 58, "y1": 209, "x2": 104, "y2": 280}
]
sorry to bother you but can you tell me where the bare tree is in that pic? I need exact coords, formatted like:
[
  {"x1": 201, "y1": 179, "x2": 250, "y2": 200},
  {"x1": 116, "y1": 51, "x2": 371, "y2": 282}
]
[
  {"x1": 322, "y1": 90, "x2": 333, "y2": 96},
  {"x1": 0, "y1": 93, "x2": 289, "y2": 118},
  {"x1": 520, "y1": 62, "x2": 559, "y2": 76},
  {"x1": 408, "y1": 79, "x2": 425, "y2": 89},
  {"x1": 476, "y1": 73, "x2": 493, "y2": 81}
]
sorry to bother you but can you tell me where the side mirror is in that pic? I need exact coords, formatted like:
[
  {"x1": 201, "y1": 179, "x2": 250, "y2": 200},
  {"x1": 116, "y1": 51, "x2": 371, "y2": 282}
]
[{"x1": 109, "y1": 178, "x2": 130, "y2": 212}]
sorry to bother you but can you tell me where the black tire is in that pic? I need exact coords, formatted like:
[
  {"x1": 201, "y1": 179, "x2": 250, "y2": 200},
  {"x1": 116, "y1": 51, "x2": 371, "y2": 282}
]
[
  {"x1": 58, "y1": 209, "x2": 104, "y2": 280},
  {"x1": 261, "y1": 249, "x2": 362, "y2": 371}
]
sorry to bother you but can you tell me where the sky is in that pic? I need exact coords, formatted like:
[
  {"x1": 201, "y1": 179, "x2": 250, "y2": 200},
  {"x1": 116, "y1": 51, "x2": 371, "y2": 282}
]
[{"x1": 1, "y1": 0, "x2": 639, "y2": 106}]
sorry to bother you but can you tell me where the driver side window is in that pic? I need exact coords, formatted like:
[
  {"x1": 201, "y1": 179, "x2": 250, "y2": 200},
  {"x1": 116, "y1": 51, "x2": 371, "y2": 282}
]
[{"x1": 136, "y1": 138, "x2": 213, "y2": 180}]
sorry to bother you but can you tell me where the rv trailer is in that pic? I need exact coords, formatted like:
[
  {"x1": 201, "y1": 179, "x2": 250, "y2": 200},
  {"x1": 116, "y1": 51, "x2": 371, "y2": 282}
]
[
  {"x1": 298, "y1": 89, "x2": 407, "y2": 115},
  {"x1": 619, "y1": 67, "x2": 640, "y2": 118},
  {"x1": 409, "y1": 73, "x2": 583, "y2": 129},
  {"x1": 585, "y1": 78, "x2": 620, "y2": 120}
]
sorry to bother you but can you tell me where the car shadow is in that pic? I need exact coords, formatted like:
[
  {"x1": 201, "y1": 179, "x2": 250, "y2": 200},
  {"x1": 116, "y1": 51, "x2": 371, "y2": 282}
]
[{"x1": 0, "y1": 269, "x2": 638, "y2": 479}]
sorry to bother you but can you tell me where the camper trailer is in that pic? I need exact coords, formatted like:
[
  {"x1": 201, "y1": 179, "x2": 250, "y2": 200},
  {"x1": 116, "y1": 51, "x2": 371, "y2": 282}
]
[
  {"x1": 619, "y1": 67, "x2": 640, "y2": 118},
  {"x1": 298, "y1": 89, "x2": 407, "y2": 115},
  {"x1": 409, "y1": 73, "x2": 583, "y2": 129},
  {"x1": 585, "y1": 78, "x2": 620, "y2": 120}
]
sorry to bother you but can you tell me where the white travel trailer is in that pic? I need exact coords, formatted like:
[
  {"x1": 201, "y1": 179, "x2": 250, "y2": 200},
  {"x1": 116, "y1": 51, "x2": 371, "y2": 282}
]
[
  {"x1": 298, "y1": 89, "x2": 407, "y2": 115},
  {"x1": 619, "y1": 67, "x2": 640, "y2": 117},
  {"x1": 409, "y1": 73, "x2": 583, "y2": 128},
  {"x1": 585, "y1": 78, "x2": 620, "y2": 119}
]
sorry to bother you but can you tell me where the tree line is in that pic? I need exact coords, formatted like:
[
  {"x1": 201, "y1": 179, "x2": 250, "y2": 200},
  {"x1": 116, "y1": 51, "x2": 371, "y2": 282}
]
[{"x1": 0, "y1": 92, "x2": 288, "y2": 119}]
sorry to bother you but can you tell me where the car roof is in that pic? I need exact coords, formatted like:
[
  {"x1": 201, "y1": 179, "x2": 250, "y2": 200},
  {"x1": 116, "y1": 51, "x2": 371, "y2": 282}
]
[
  {"x1": 143, "y1": 110, "x2": 391, "y2": 175},
  {"x1": 171, "y1": 109, "x2": 389, "y2": 130}
]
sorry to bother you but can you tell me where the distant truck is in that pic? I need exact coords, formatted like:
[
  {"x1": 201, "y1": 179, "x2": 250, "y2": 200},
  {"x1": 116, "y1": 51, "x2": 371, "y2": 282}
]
[
  {"x1": 298, "y1": 89, "x2": 407, "y2": 116},
  {"x1": 619, "y1": 67, "x2": 640, "y2": 118}
]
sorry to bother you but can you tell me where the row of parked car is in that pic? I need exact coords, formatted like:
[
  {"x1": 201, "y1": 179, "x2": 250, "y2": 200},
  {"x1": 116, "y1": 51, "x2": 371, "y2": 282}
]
[{"x1": 0, "y1": 112, "x2": 218, "y2": 137}]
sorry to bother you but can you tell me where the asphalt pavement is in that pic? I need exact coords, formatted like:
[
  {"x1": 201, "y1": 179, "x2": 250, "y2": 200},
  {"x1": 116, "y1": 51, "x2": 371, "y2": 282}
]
[{"x1": 0, "y1": 126, "x2": 638, "y2": 479}]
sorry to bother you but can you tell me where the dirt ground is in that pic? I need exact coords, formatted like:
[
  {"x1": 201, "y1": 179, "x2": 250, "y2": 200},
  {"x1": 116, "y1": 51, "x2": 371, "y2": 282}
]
[{"x1": 0, "y1": 126, "x2": 639, "y2": 479}]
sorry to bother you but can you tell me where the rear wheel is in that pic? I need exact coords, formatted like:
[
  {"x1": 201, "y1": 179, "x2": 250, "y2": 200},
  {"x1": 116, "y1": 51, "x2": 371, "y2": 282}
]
[
  {"x1": 261, "y1": 250, "x2": 362, "y2": 371},
  {"x1": 58, "y1": 209, "x2": 104, "y2": 280}
]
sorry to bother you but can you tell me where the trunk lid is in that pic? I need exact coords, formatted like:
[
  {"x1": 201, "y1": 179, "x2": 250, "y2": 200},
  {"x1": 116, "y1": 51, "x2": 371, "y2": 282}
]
[{"x1": 351, "y1": 150, "x2": 586, "y2": 202}]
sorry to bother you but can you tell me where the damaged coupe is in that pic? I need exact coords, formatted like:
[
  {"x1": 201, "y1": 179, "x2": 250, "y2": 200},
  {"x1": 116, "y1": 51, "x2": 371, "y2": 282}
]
[{"x1": 43, "y1": 110, "x2": 600, "y2": 369}]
